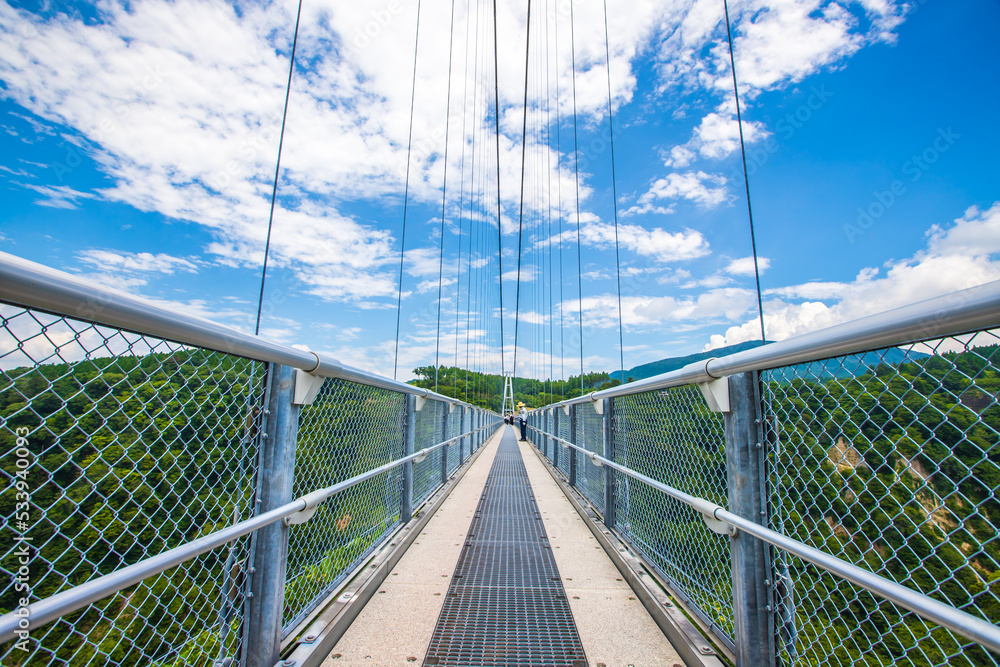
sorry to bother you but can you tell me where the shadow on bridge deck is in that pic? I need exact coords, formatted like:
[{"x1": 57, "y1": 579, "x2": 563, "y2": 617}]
[{"x1": 318, "y1": 425, "x2": 687, "y2": 667}]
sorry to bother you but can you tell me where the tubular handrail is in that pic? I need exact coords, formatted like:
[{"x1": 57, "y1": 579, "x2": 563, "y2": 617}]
[
  {"x1": 0, "y1": 421, "x2": 499, "y2": 645},
  {"x1": 526, "y1": 424, "x2": 1000, "y2": 654},
  {"x1": 0, "y1": 251, "x2": 476, "y2": 408},
  {"x1": 549, "y1": 279, "x2": 1000, "y2": 408}
]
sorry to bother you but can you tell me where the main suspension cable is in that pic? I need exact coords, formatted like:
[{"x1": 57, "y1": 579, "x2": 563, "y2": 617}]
[
  {"x1": 723, "y1": 0, "x2": 767, "y2": 344},
  {"x1": 254, "y1": 0, "x2": 304, "y2": 336}
]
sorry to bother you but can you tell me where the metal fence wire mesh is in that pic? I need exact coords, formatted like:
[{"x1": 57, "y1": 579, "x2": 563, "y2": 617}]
[
  {"x1": 0, "y1": 305, "x2": 265, "y2": 666},
  {"x1": 413, "y1": 399, "x2": 446, "y2": 508},
  {"x1": 612, "y1": 385, "x2": 734, "y2": 645},
  {"x1": 284, "y1": 378, "x2": 405, "y2": 634},
  {"x1": 575, "y1": 403, "x2": 605, "y2": 515},
  {"x1": 446, "y1": 408, "x2": 462, "y2": 474},
  {"x1": 764, "y1": 331, "x2": 1000, "y2": 666},
  {"x1": 557, "y1": 408, "x2": 571, "y2": 476}
]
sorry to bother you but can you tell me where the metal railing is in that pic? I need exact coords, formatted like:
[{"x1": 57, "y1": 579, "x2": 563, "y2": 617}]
[
  {"x1": 527, "y1": 280, "x2": 1000, "y2": 666},
  {"x1": 0, "y1": 252, "x2": 500, "y2": 666}
]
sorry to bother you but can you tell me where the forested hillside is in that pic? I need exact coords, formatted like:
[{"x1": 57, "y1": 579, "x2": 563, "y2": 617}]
[
  {"x1": 766, "y1": 345, "x2": 1000, "y2": 664},
  {"x1": 0, "y1": 352, "x2": 407, "y2": 665},
  {"x1": 2, "y1": 343, "x2": 998, "y2": 665},
  {"x1": 409, "y1": 365, "x2": 619, "y2": 409}
]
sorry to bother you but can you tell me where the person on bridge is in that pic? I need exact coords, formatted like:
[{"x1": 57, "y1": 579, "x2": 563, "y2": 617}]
[{"x1": 518, "y1": 406, "x2": 528, "y2": 441}]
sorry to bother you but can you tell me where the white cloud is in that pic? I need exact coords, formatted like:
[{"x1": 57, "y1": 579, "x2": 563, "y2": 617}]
[
  {"x1": 725, "y1": 256, "x2": 770, "y2": 276},
  {"x1": 926, "y1": 203, "x2": 1000, "y2": 257},
  {"x1": 590, "y1": 221, "x2": 710, "y2": 263},
  {"x1": 620, "y1": 202, "x2": 675, "y2": 218},
  {"x1": 638, "y1": 171, "x2": 730, "y2": 208},
  {"x1": 651, "y1": 0, "x2": 908, "y2": 185},
  {"x1": 540, "y1": 220, "x2": 710, "y2": 263},
  {"x1": 78, "y1": 249, "x2": 200, "y2": 274},
  {"x1": 708, "y1": 203, "x2": 1000, "y2": 348},
  {"x1": 502, "y1": 265, "x2": 539, "y2": 283},
  {"x1": 569, "y1": 286, "x2": 756, "y2": 329},
  {"x1": 20, "y1": 184, "x2": 97, "y2": 209},
  {"x1": 691, "y1": 112, "x2": 769, "y2": 160},
  {"x1": 515, "y1": 310, "x2": 548, "y2": 326},
  {"x1": 663, "y1": 145, "x2": 695, "y2": 168}
]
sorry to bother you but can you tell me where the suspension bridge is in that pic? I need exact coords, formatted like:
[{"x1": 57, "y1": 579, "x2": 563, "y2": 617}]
[{"x1": 1, "y1": 0, "x2": 999, "y2": 666}]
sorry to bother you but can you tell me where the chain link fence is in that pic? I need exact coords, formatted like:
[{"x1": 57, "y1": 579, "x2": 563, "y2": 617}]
[
  {"x1": 0, "y1": 301, "x2": 499, "y2": 665},
  {"x1": 613, "y1": 385, "x2": 734, "y2": 645},
  {"x1": 414, "y1": 399, "x2": 447, "y2": 508},
  {"x1": 575, "y1": 403, "x2": 605, "y2": 515},
  {"x1": 0, "y1": 305, "x2": 265, "y2": 666},
  {"x1": 525, "y1": 328, "x2": 1000, "y2": 662},
  {"x1": 283, "y1": 379, "x2": 406, "y2": 634},
  {"x1": 764, "y1": 331, "x2": 1000, "y2": 666},
  {"x1": 445, "y1": 408, "x2": 462, "y2": 475},
  {"x1": 556, "y1": 408, "x2": 571, "y2": 476}
]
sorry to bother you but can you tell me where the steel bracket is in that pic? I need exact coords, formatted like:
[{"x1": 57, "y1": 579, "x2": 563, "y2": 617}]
[
  {"x1": 562, "y1": 404, "x2": 571, "y2": 415},
  {"x1": 691, "y1": 498, "x2": 735, "y2": 536},
  {"x1": 698, "y1": 376, "x2": 730, "y2": 413},
  {"x1": 284, "y1": 490, "x2": 326, "y2": 526},
  {"x1": 592, "y1": 395, "x2": 604, "y2": 415},
  {"x1": 415, "y1": 395, "x2": 427, "y2": 412},
  {"x1": 700, "y1": 511, "x2": 735, "y2": 536},
  {"x1": 292, "y1": 369, "x2": 325, "y2": 406}
]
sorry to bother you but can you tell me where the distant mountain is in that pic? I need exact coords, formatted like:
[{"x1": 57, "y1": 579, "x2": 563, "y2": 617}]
[
  {"x1": 611, "y1": 340, "x2": 766, "y2": 382},
  {"x1": 611, "y1": 341, "x2": 931, "y2": 383},
  {"x1": 780, "y1": 347, "x2": 932, "y2": 381}
]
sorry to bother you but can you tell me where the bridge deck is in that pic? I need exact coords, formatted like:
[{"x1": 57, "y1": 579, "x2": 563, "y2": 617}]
[{"x1": 322, "y1": 426, "x2": 683, "y2": 667}]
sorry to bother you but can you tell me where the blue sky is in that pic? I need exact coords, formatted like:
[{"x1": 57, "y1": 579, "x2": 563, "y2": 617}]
[{"x1": 1, "y1": 0, "x2": 998, "y2": 381}]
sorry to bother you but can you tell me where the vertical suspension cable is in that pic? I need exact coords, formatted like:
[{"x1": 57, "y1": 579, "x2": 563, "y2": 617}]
[
  {"x1": 601, "y1": 0, "x2": 625, "y2": 378},
  {"x1": 393, "y1": 0, "x2": 425, "y2": 379},
  {"x1": 553, "y1": 2, "x2": 565, "y2": 386},
  {"x1": 254, "y1": 0, "x2": 304, "y2": 336},
  {"x1": 569, "y1": 0, "x2": 584, "y2": 393},
  {"x1": 723, "y1": 0, "x2": 766, "y2": 343},
  {"x1": 466, "y1": 0, "x2": 486, "y2": 403},
  {"x1": 434, "y1": 0, "x2": 459, "y2": 393},
  {"x1": 544, "y1": 0, "x2": 554, "y2": 402},
  {"x1": 512, "y1": 0, "x2": 533, "y2": 388},
  {"x1": 491, "y1": 0, "x2": 507, "y2": 380},
  {"x1": 455, "y1": 0, "x2": 478, "y2": 376}
]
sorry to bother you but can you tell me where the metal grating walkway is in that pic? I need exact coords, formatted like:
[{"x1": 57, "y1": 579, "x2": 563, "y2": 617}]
[{"x1": 423, "y1": 426, "x2": 588, "y2": 667}]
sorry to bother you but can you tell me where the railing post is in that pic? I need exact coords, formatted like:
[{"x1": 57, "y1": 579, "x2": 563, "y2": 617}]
[
  {"x1": 603, "y1": 397, "x2": 616, "y2": 529},
  {"x1": 568, "y1": 404, "x2": 577, "y2": 487},
  {"x1": 242, "y1": 363, "x2": 299, "y2": 667},
  {"x1": 544, "y1": 409, "x2": 550, "y2": 458},
  {"x1": 726, "y1": 371, "x2": 776, "y2": 667},
  {"x1": 441, "y1": 404, "x2": 450, "y2": 484},
  {"x1": 553, "y1": 408, "x2": 560, "y2": 470},
  {"x1": 460, "y1": 405, "x2": 467, "y2": 463},
  {"x1": 401, "y1": 394, "x2": 416, "y2": 524}
]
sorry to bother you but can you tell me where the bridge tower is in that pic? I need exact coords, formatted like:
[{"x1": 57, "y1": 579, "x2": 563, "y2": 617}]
[{"x1": 501, "y1": 371, "x2": 515, "y2": 417}]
